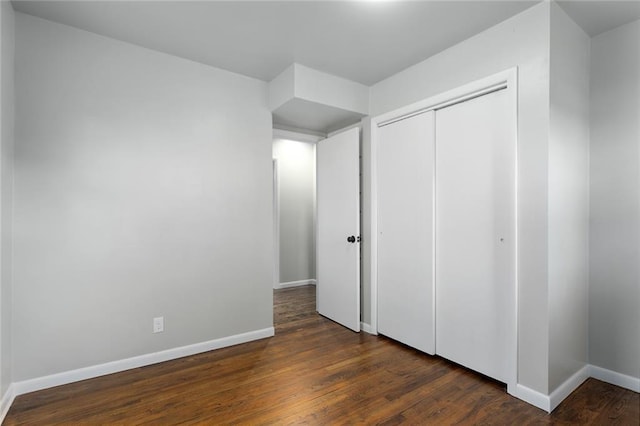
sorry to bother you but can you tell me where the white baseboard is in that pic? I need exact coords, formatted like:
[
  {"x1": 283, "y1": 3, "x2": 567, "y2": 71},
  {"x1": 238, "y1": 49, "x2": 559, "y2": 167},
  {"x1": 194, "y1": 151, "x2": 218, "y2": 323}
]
[
  {"x1": 4, "y1": 335, "x2": 638, "y2": 422},
  {"x1": 0, "y1": 384, "x2": 16, "y2": 424},
  {"x1": 12, "y1": 327, "x2": 274, "y2": 397},
  {"x1": 590, "y1": 365, "x2": 640, "y2": 392},
  {"x1": 511, "y1": 364, "x2": 620, "y2": 413},
  {"x1": 549, "y1": 365, "x2": 590, "y2": 412},
  {"x1": 510, "y1": 383, "x2": 551, "y2": 412},
  {"x1": 360, "y1": 322, "x2": 376, "y2": 335},
  {"x1": 274, "y1": 279, "x2": 316, "y2": 289}
]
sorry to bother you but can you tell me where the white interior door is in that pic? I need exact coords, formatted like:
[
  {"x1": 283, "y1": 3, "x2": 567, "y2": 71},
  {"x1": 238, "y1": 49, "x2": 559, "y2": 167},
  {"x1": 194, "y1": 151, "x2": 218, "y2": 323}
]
[
  {"x1": 377, "y1": 111, "x2": 435, "y2": 354},
  {"x1": 435, "y1": 89, "x2": 515, "y2": 383},
  {"x1": 316, "y1": 127, "x2": 360, "y2": 332}
]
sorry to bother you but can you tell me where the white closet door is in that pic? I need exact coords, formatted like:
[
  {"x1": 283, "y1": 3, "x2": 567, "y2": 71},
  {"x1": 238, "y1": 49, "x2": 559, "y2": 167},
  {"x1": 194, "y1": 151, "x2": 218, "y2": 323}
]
[
  {"x1": 377, "y1": 111, "x2": 435, "y2": 354},
  {"x1": 435, "y1": 89, "x2": 515, "y2": 383}
]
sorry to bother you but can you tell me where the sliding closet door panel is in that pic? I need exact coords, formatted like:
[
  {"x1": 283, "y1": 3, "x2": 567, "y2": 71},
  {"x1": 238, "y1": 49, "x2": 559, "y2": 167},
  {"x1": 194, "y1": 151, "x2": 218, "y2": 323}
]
[
  {"x1": 435, "y1": 89, "x2": 515, "y2": 383},
  {"x1": 377, "y1": 111, "x2": 435, "y2": 354}
]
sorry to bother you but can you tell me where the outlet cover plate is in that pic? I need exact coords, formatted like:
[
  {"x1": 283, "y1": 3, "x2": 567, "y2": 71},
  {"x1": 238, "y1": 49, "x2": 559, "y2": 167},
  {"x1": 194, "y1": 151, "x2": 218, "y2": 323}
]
[{"x1": 153, "y1": 316, "x2": 164, "y2": 333}]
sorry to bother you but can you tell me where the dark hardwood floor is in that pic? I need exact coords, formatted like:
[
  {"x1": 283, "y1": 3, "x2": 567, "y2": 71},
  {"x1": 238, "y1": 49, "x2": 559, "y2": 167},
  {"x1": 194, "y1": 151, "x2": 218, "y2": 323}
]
[{"x1": 5, "y1": 285, "x2": 639, "y2": 425}]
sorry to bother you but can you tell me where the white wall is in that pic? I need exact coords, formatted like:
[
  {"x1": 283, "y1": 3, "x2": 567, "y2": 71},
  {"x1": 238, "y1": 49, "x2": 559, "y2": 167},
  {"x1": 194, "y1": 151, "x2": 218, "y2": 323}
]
[
  {"x1": 294, "y1": 64, "x2": 369, "y2": 115},
  {"x1": 0, "y1": 0, "x2": 15, "y2": 398},
  {"x1": 589, "y1": 19, "x2": 640, "y2": 381},
  {"x1": 548, "y1": 2, "x2": 590, "y2": 392},
  {"x1": 360, "y1": 117, "x2": 372, "y2": 330},
  {"x1": 368, "y1": 2, "x2": 551, "y2": 394},
  {"x1": 272, "y1": 138, "x2": 316, "y2": 284},
  {"x1": 13, "y1": 13, "x2": 273, "y2": 381}
]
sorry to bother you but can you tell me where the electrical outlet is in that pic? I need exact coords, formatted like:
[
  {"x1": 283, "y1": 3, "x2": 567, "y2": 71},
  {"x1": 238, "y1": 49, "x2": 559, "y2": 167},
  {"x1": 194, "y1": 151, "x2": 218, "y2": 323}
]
[{"x1": 153, "y1": 316, "x2": 164, "y2": 333}]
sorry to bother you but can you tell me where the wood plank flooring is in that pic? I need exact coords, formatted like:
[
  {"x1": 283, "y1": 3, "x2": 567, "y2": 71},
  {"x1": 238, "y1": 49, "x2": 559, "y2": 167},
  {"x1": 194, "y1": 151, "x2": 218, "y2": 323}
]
[{"x1": 5, "y1": 285, "x2": 639, "y2": 425}]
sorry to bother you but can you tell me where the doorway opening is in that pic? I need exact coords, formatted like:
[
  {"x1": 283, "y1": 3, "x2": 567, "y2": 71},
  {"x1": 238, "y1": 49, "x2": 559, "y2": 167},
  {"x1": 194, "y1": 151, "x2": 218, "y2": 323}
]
[
  {"x1": 272, "y1": 127, "x2": 362, "y2": 334},
  {"x1": 272, "y1": 130, "x2": 321, "y2": 331}
]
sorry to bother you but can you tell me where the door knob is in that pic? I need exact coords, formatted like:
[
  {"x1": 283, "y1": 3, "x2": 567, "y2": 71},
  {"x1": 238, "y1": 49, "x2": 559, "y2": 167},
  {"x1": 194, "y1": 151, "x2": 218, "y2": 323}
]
[{"x1": 347, "y1": 235, "x2": 356, "y2": 243}]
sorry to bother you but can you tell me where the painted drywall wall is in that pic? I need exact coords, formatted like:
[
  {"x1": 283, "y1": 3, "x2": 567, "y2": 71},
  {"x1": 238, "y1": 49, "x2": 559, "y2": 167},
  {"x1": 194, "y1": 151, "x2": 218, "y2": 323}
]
[
  {"x1": 272, "y1": 138, "x2": 316, "y2": 284},
  {"x1": 269, "y1": 63, "x2": 369, "y2": 115},
  {"x1": 13, "y1": 13, "x2": 273, "y2": 381},
  {"x1": 294, "y1": 64, "x2": 369, "y2": 115},
  {"x1": 0, "y1": 0, "x2": 15, "y2": 398},
  {"x1": 368, "y1": 2, "x2": 551, "y2": 393},
  {"x1": 269, "y1": 64, "x2": 368, "y2": 134},
  {"x1": 268, "y1": 65, "x2": 295, "y2": 111},
  {"x1": 589, "y1": 19, "x2": 640, "y2": 381},
  {"x1": 548, "y1": 2, "x2": 590, "y2": 393},
  {"x1": 360, "y1": 117, "x2": 372, "y2": 331}
]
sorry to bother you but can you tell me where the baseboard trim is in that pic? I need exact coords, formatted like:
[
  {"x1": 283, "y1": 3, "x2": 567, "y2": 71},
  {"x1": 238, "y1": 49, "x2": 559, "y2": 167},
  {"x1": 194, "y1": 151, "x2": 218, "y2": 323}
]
[
  {"x1": 274, "y1": 279, "x2": 316, "y2": 289},
  {"x1": 549, "y1": 365, "x2": 590, "y2": 412},
  {"x1": 5, "y1": 336, "x2": 638, "y2": 421},
  {"x1": 510, "y1": 383, "x2": 551, "y2": 412},
  {"x1": 511, "y1": 364, "x2": 607, "y2": 413},
  {"x1": 360, "y1": 322, "x2": 376, "y2": 335},
  {"x1": 590, "y1": 365, "x2": 640, "y2": 392},
  {"x1": 12, "y1": 327, "x2": 274, "y2": 397},
  {"x1": 0, "y1": 384, "x2": 16, "y2": 424}
]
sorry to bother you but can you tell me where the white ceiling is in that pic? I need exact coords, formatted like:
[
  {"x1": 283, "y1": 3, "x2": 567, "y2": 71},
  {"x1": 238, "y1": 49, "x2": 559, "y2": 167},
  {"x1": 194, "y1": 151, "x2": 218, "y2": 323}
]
[
  {"x1": 11, "y1": 0, "x2": 640, "y2": 134},
  {"x1": 557, "y1": 0, "x2": 640, "y2": 37},
  {"x1": 13, "y1": 0, "x2": 541, "y2": 86}
]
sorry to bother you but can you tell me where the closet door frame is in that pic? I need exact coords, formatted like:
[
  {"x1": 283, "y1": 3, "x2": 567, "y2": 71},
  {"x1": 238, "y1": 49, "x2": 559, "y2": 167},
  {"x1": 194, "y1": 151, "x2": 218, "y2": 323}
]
[{"x1": 369, "y1": 67, "x2": 518, "y2": 391}]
